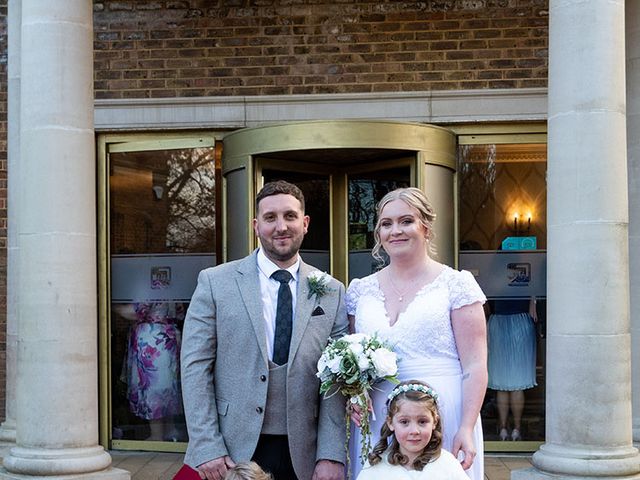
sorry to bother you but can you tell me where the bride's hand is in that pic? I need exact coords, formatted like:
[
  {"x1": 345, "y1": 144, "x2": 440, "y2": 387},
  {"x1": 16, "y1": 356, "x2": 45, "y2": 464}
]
[
  {"x1": 451, "y1": 428, "x2": 476, "y2": 470},
  {"x1": 347, "y1": 399, "x2": 372, "y2": 427}
]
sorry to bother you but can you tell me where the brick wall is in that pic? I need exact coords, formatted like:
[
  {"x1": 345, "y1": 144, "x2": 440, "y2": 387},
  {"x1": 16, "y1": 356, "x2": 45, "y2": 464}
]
[{"x1": 93, "y1": 0, "x2": 549, "y2": 99}]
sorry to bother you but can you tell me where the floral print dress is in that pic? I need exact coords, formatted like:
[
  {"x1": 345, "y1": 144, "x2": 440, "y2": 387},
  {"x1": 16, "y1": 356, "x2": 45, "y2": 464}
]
[{"x1": 123, "y1": 302, "x2": 184, "y2": 420}]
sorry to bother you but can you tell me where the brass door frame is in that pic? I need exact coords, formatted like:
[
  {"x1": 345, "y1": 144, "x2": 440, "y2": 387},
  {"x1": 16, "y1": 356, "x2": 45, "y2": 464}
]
[
  {"x1": 96, "y1": 122, "x2": 547, "y2": 454},
  {"x1": 222, "y1": 120, "x2": 457, "y2": 271},
  {"x1": 455, "y1": 123, "x2": 547, "y2": 453},
  {"x1": 255, "y1": 156, "x2": 418, "y2": 284},
  {"x1": 97, "y1": 132, "x2": 218, "y2": 453}
]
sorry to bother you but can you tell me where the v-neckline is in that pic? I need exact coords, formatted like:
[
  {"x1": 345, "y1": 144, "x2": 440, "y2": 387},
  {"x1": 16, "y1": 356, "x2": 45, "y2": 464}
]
[{"x1": 374, "y1": 266, "x2": 447, "y2": 327}]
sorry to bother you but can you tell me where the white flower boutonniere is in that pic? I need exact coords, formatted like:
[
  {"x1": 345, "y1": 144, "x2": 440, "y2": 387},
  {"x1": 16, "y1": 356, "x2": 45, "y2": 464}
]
[{"x1": 307, "y1": 270, "x2": 333, "y2": 299}]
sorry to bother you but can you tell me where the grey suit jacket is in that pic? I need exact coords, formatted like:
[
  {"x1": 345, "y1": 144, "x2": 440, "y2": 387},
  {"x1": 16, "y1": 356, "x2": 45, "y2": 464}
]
[{"x1": 181, "y1": 250, "x2": 349, "y2": 479}]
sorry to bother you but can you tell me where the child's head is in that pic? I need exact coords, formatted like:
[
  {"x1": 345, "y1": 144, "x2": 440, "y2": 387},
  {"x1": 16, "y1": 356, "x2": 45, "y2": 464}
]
[
  {"x1": 368, "y1": 380, "x2": 442, "y2": 471},
  {"x1": 224, "y1": 461, "x2": 273, "y2": 480}
]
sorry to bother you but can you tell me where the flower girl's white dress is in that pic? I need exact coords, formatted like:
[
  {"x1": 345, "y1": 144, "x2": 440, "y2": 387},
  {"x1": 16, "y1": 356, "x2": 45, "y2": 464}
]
[
  {"x1": 346, "y1": 266, "x2": 486, "y2": 480},
  {"x1": 356, "y1": 449, "x2": 469, "y2": 480}
]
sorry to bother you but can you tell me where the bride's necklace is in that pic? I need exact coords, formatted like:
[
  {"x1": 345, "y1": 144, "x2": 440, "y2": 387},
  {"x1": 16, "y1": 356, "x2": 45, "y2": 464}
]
[
  {"x1": 388, "y1": 277, "x2": 409, "y2": 302},
  {"x1": 386, "y1": 269, "x2": 428, "y2": 302}
]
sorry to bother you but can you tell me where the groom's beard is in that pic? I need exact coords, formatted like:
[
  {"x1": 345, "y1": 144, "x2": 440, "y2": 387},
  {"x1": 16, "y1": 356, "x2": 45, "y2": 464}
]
[{"x1": 259, "y1": 232, "x2": 305, "y2": 264}]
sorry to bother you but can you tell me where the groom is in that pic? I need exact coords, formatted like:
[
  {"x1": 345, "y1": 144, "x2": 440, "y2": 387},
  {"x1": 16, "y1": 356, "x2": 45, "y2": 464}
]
[{"x1": 181, "y1": 180, "x2": 348, "y2": 480}]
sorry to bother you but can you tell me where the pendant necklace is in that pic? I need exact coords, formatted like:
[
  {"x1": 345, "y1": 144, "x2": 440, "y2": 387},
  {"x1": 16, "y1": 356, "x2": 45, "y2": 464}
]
[
  {"x1": 386, "y1": 267, "x2": 430, "y2": 302},
  {"x1": 387, "y1": 270, "x2": 420, "y2": 302}
]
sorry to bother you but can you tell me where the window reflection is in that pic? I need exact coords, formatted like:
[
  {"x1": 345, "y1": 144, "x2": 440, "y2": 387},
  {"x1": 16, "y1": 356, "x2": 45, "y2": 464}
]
[
  {"x1": 110, "y1": 146, "x2": 217, "y2": 445},
  {"x1": 458, "y1": 143, "x2": 547, "y2": 446},
  {"x1": 262, "y1": 170, "x2": 331, "y2": 272},
  {"x1": 348, "y1": 168, "x2": 410, "y2": 282}
]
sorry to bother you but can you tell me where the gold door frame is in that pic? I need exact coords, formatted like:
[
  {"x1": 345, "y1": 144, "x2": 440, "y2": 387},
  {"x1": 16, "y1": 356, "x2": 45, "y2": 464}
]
[
  {"x1": 454, "y1": 123, "x2": 547, "y2": 453},
  {"x1": 96, "y1": 122, "x2": 547, "y2": 454},
  {"x1": 97, "y1": 132, "x2": 219, "y2": 452},
  {"x1": 255, "y1": 156, "x2": 418, "y2": 283},
  {"x1": 222, "y1": 120, "x2": 457, "y2": 283}
]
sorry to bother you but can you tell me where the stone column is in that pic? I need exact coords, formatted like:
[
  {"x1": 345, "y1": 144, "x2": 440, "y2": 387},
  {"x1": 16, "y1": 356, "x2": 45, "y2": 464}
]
[
  {"x1": 513, "y1": 0, "x2": 640, "y2": 478},
  {"x1": 628, "y1": 0, "x2": 640, "y2": 447},
  {"x1": 0, "y1": 0, "x2": 21, "y2": 446},
  {"x1": 0, "y1": 2, "x2": 128, "y2": 478}
]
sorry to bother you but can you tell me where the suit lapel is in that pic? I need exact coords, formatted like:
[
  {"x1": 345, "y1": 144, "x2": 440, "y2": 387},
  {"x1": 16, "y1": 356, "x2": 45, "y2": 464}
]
[
  {"x1": 236, "y1": 251, "x2": 269, "y2": 366},
  {"x1": 289, "y1": 261, "x2": 316, "y2": 367}
]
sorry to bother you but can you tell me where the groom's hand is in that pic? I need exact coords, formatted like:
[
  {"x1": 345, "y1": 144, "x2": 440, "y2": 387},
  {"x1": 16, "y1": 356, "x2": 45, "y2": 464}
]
[
  {"x1": 196, "y1": 455, "x2": 236, "y2": 480},
  {"x1": 312, "y1": 459, "x2": 344, "y2": 480}
]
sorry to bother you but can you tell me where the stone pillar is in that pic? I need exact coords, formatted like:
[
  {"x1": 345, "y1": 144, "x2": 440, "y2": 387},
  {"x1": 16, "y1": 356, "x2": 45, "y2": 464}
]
[
  {"x1": 0, "y1": 2, "x2": 128, "y2": 478},
  {"x1": 628, "y1": 0, "x2": 640, "y2": 447},
  {"x1": 0, "y1": 0, "x2": 21, "y2": 446},
  {"x1": 513, "y1": 1, "x2": 640, "y2": 478}
]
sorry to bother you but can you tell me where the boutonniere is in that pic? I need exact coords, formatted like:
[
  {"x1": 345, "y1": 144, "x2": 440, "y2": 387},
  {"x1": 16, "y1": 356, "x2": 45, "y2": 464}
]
[{"x1": 307, "y1": 271, "x2": 333, "y2": 299}]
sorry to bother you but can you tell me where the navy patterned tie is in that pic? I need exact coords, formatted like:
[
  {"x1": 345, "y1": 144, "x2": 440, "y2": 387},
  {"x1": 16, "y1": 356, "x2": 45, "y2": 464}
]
[{"x1": 271, "y1": 269, "x2": 293, "y2": 365}]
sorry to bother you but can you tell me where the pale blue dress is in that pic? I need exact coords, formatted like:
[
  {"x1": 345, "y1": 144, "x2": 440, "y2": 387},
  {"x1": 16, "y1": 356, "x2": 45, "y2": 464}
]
[{"x1": 487, "y1": 300, "x2": 537, "y2": 391}]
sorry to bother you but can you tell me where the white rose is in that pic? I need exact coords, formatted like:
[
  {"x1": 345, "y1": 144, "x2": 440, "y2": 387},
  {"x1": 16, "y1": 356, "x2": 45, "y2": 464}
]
[
  {"x1": 343, "y1": 333, "x2": 367, "y2": 344},
  {"x1": 349, "y1": 342, "x2": 364, "y2": 358},
  {"x1": 357, "y1": 354, "x2": 371, "y2": 371},
  {"x1": 370, "y1": 348, "x2": 398, "y2": 377},
  {"x1": 327, "y1": 355, "x2": 342, "y2": 374},
  {"x1": 317, "y1": 354, "x2": 328, "y2": 373}
]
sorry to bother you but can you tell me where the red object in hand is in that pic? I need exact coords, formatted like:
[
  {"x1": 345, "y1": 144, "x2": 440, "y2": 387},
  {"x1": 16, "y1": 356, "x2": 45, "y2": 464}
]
[{"x1": 173, "y1": 464, "x2": 201, "y2": 480}]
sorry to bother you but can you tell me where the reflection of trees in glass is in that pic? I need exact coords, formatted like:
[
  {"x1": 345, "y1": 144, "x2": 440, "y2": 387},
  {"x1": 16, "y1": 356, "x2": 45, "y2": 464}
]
[
  {"x1": 166, "y1": 148, "x2": 215, "y2": 253},
  {"x1": 349, "y1": 180, "x2": 376, "y2": 228},
  {"x1": 459, "y1": 144, "x2": 497, "y2": 205},
  {"x1": 349, "y1": 177, "x2": 409, "y2": 232},
  {"x1": 458, "y1": 145, "x2": 497, "y2": 249}
]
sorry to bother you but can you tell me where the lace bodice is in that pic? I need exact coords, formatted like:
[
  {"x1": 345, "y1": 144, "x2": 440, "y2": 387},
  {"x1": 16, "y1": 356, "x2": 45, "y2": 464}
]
[{"x1": 346, "y1": 266, "x2": 486, "y2": 361}]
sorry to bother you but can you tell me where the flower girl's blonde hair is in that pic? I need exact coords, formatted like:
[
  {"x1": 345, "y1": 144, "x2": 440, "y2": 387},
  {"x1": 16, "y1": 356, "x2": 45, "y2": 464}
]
[{"x1": 224, "y1": 461, "x2": 272, "y2": 480}]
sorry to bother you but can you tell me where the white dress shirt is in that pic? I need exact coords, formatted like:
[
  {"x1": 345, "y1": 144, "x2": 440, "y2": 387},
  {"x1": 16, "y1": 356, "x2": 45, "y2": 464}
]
[{"x1": 257, "y1": 248, "x2": 300, "y2": 361}]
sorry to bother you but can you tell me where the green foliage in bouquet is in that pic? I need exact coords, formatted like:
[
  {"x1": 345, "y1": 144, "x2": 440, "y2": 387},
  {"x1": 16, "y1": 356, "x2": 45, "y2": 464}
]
[{"x1": 317, "y1": 333, "x2": 399, "y2": 472}]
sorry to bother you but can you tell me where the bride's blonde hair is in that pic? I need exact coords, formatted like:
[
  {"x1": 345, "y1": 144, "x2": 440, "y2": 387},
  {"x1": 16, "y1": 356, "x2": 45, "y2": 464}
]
[{"x1": 371, "y1": 187, "x2": 437, "y2": 263}]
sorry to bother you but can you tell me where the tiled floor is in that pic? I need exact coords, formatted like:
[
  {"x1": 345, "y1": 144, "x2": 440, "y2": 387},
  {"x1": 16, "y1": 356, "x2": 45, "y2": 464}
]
[{"x1": 109, "y1": 451, "x2": 533, "y2": 480}]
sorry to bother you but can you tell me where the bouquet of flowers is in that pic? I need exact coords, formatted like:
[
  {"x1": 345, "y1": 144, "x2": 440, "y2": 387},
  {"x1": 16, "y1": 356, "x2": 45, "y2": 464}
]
[{"x1": 316, "y1": 333, "x2": 399, "y2": 466}]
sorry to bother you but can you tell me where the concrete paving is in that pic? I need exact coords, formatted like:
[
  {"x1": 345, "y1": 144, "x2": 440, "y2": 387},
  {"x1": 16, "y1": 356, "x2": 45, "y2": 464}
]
[
  {"x1": 109, "y1": 451, "x2": 533, "y2": 480},
  {"x1": 0, "y1": 444, "x2": 533, "y2": 479}
]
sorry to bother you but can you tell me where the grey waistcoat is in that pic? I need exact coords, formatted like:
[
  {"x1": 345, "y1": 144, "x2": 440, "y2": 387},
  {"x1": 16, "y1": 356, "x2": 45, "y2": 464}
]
[{"x1": 261, "y1": 362, "x2": 288, "y2": 435}]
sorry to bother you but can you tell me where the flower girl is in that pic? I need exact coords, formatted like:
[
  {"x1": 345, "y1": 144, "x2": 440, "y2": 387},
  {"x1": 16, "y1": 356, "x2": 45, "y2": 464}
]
[{"x1": 357, "y1": 381, "x2": 468, "y2": 479}]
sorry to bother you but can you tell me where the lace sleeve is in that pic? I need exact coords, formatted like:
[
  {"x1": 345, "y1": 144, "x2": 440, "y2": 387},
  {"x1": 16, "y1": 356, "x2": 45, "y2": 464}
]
[
  {"x1": 345, "y1": 278, "x2": 363, "y2": 316},
  {"x1": 450, "y1": 270, "x2": 487, "y2": 311}
]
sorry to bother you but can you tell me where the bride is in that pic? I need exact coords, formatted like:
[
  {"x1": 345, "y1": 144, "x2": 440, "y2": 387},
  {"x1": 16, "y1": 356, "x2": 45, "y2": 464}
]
[{"x1": 347, "y1": 187, "x2": 487, "y2": 480}]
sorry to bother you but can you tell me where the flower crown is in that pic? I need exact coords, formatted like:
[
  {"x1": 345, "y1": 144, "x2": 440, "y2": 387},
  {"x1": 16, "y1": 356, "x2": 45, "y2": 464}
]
[{"x1": 388, "y1": 383, "x2": 439, "y2": 403}]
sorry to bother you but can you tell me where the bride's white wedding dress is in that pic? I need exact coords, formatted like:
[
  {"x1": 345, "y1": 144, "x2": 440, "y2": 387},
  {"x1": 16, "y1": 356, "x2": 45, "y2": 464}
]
[{"x1": 346, "y1": 266, "x2": 486, "y2": 480}]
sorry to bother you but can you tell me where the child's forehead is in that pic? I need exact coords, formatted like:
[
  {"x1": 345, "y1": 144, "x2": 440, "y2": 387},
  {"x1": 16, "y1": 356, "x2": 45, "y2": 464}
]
[{"x1": 394, "y1": 397, "x2": 435, "y2": 414}]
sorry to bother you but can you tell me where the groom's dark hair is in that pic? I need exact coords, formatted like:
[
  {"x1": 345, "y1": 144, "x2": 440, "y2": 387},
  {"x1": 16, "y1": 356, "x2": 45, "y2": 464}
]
[{"x1": 256, "y1": 180, "x2": 306, "y2": 213}]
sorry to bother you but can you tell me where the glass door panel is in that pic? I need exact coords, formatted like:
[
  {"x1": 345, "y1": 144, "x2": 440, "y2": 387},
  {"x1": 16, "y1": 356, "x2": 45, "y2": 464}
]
[
  {"x1": 262, "y1": 169, "x2": 331, "y2": 273},
  {"x1": 347, "y1": 167, "x2": 411, "y2": 282},
  {"x1": 457, "y1": 141, "x2": 547, "y2": 451},
  {"x1": 109, "y1": 145, "x2": 217, "y2": 449}
]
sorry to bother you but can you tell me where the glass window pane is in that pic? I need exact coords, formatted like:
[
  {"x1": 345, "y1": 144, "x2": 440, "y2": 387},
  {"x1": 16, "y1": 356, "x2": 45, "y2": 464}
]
[
  {"x1": 348, "y1": 168, "x2": 410, "y2": 282},
  {"x1": 458, "y1": 143, "x2": 547, "y2": 445},
  {"x1": 262, "y1": 169, "x2": 331, "y2": 272},
  {"x1": 110, "y1": 147, "x2": 216, "y2": 444}
]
